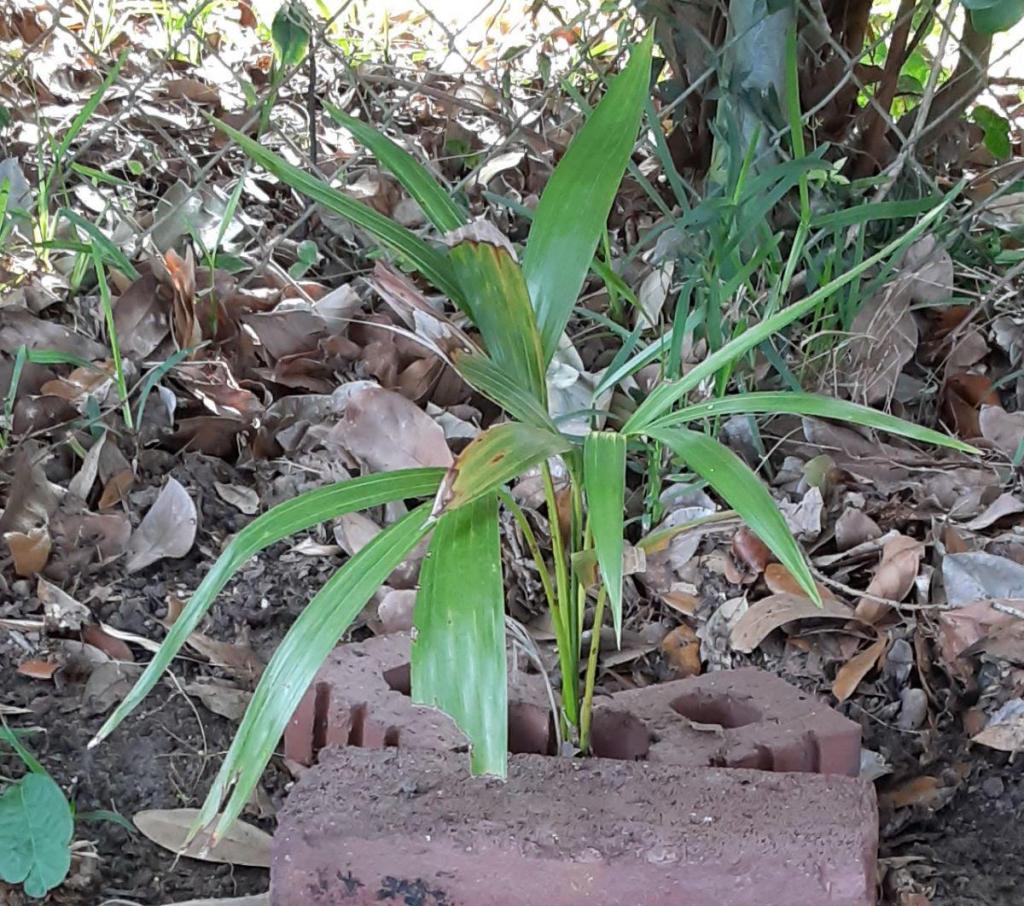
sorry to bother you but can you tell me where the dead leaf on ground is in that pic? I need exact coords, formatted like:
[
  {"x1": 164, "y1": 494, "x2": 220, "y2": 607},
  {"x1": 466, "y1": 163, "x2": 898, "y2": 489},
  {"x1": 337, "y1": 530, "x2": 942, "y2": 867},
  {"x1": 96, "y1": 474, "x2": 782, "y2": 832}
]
[
  {"x1": 878, "y1": 775, "x2": 949, "y2": 810},
  {"x1": 125, "y1": 478, "x2": 198, "y2": 573},
  {"x1": 972, "y1": 699, "x2": 1024, "y2": 752},
  {"x1": 214, "y1": 481, "x2": 260, "y2": 515},
  {"x1": 185, "y1": 679, "x2": 253, "y2": 721},
  {"x1": 184, "y1": 632, "x2": 264, "y2": 686},
  {"x1": 17, "y1": 659, "x2": 58, "y2": 680},
  {"x1": 4, "y1": 527, "x2": 51, "y2": 575},
  {"x1": 730, "y1": 592, "x2": 855, "y2": 653},
  {"x1": 133, "y1": 808, "x2": 271, "y2": 867},
  {"x1": 854, "y1": 535, "x2": 923, "y2": 623},
  {"x1": 964, "y1": 493, "x2": 1024, "y2": 531},
  {"x1": 82, "y1": 623, "x2": 135, "y2": 661},
  {"x1": 660, "y1": 624, "x2": 702, "y2": 676},
  {"x1": 845, "y1": 279, "x2": 918, "y2": 405},
  {"x1": 37, "y1": 577, "x2": 91, "y2": 631},
  {"x1": 99, "y1": 469, "x2": 135, "y2": 509},
  {"x1": 335, "y1": 384, "x2": 453, "y2": 472},
  {"x1": 832, "y1": 633, "x2": 888, "y2": 702}
]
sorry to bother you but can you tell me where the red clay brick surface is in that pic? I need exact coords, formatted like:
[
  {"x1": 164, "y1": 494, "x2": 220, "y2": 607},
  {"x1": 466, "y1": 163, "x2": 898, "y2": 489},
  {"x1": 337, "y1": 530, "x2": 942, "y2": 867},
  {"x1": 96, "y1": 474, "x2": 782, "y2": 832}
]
[
  {"x1": 272, "y1": 747, "x2": 878, "y2": 906},
  {"x1": 591, "y1": 667, "x2": 862, "y2": 776},
  {"x1": 284, "y1": 633, "x2": 553, "y2": 765},
  {"x1": 286, "y1": 636, "x2": 861, "y2": 776}
]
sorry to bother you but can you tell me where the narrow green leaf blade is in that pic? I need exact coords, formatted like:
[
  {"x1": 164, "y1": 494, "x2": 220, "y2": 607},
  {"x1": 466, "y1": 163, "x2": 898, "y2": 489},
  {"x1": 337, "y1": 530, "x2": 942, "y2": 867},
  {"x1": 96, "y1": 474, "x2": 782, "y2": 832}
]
[
  {"x1": 200, "y1": 504, "x2": 433, "y2": 840},
  {"x1": 325, "y1": 101, "x2": 466, "y2": 233},
  {"x1": 623, "y1": 183, "x2": 963, "y2": 434},
  {"x1": 436, "y1": 422, "x2": 570, "y2": 512},
  {"x1": 208, "y1": 115, "x2": 464, "y2": 304},
  {"x1": 453, "y1": 350, "x2": 557, "y2": 431},
  {"x1": 649, "y1": 426, "x2": 820, "y2": 604},
  {"x1": 583, "y1": 431, "x2": 627, "y2": 643},
  {"x1": 413, "y1": 492, "x2": 506, "y2": 776},
  {"x1": 91, "y1": 469, "x2": 444, "y2": 746},
  {"x1": 448, "y1": 233, "x2": 547, "y2": 402},
  {"x1": 649, "y1": 392, "x2": 979, "y2": 453},
  {"x1": 523, "y1": 31, "x2": 653, "y2": 362}
]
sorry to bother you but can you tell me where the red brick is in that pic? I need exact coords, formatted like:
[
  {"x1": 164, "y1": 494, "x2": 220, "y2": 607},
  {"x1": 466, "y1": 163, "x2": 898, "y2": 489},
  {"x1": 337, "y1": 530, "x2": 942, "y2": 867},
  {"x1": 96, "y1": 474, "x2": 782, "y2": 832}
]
[
  {"x1": 591, "y1": 667, "x2": 861, "y2": 776},
  {"x1": 284, "y1": 633, "x2": 554, "y2": 765},
  {"x1": 271, "y1": 747, "x2": 878, "y2": 906}
]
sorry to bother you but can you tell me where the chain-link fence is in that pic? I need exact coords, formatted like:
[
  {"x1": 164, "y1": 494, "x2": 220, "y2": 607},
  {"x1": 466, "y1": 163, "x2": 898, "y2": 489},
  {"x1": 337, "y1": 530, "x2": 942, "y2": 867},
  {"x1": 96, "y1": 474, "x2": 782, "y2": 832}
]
[{"x1": 0, "y1": 0, "x2": 1022, "y2": 374}]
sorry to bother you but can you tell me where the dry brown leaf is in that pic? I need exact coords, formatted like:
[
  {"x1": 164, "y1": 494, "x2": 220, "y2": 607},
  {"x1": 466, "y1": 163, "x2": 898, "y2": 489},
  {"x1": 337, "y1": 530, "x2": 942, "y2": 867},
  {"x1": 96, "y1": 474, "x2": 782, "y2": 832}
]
[
  {"x1": 82, "y1": 623, "x2": 134, "y2": 661},
  {"x1": 832, "y1": 633, "x2": 888, "y2": 702},
  {"x1": 763, "y1": 562, "x2": 840, "y2": 604},
  {"x1": 4, "y1": 527, "x2": 51, "y2": 575},
  {"x1": 660, "y1": 590, "x2": 700, "y2": 616},
  {"x1": 185, "y1": 633, "x2": 264, "y2": 686},
  {"x1": 99, "y1": 469, "x2": 135, "y2": 510},
  {"x1": 125, "y1": 478, "x2": 198, "y2": 573},
  {"x1": 731, "y1": 527, "x2": 772, "y2": 573},
  {"x1": 112, "y1": 273, "x2": 169, "y2": 358},
  {"x1": 660, "y1": 624, "x2": 702, "y2": 676},
  {"x1": 185, "y1": 680, "x2": 252, "y2": 721},
  {"x1": 83, "y1": 661, "x2": 141, "y2": 715},
  {"x1": 971, "y1": 699, "x2": 1024, "y2": 752},
  {"x1": 17, "y1": 659, "x2": 57, "y2": 680},
  {"x1": 133, "y1": 808, "x2": 271, "y2": 867},
  {"x1": 730, "y1": 593, "x2": 854, "y2": 653},
  {"x1": 965, "y1": 493, "x2": 1024, "y2": 531},
  {"x1": 37, "y1": 577, "x2": 90, "y2": 631},
  {"x1": 854, "y1": 535, "x2": 923, "y2": 624},
  {"x1": 338, "y1": 384, "x2": 452, "y2": 472}
]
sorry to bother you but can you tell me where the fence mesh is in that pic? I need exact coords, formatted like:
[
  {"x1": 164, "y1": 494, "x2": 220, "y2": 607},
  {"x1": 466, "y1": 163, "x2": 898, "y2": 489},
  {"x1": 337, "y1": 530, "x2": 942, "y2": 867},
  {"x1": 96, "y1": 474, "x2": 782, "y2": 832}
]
[{"x1": 1, "y1": 0, "x2": 1022, "y2": 355}]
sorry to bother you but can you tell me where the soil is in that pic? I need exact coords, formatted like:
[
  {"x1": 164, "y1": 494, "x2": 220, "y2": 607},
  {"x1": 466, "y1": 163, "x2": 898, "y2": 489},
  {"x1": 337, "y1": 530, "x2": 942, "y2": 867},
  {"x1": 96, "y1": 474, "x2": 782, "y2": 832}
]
[{"x1": 2, "y1": 454, "x2": 1022, "y2": 905}]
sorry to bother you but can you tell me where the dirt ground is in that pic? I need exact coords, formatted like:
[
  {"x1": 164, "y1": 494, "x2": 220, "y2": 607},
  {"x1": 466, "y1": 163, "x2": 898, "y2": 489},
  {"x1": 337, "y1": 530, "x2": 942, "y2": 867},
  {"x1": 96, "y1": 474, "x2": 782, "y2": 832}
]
[{"x1": 1, "y1": 463, "x2": 1021, "y2": 906}]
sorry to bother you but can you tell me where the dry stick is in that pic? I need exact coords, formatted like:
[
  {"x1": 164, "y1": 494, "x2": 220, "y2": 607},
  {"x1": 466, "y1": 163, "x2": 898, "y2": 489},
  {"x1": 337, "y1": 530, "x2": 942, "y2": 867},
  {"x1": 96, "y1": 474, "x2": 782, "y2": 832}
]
[{"x1": 810, "y1": 566, "x2": 954, "y2": 612}]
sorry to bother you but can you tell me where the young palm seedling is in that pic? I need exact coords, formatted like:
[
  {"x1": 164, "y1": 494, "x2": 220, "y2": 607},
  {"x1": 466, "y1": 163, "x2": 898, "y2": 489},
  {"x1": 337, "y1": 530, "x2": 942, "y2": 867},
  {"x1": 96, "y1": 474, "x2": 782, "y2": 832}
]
[{"x1": 91, "y1": 32, "x2": 974, "y2": 842}]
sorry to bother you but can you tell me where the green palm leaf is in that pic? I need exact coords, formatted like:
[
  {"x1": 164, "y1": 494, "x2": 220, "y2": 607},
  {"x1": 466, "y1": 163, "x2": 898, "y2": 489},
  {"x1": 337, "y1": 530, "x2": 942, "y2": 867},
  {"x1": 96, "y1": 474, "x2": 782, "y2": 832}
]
[
  {"x1": 413, "y1": 493, "x2": 507, "y2": 776},
  {"x1": 649, "y1": 426, "x2": 819, "y2": 603},
  {"x1": 583, "y1": 431, "x2": 627, "y2": 644},
  {"x1": 91, "y1": 469, "x2": 444, "y2": 747},
  {"x1": 523, "y1": 31, "x2": 653, "y2": 362},
  {"x1": 196, "y1": 503, "x2": 434, "y2": 841}
]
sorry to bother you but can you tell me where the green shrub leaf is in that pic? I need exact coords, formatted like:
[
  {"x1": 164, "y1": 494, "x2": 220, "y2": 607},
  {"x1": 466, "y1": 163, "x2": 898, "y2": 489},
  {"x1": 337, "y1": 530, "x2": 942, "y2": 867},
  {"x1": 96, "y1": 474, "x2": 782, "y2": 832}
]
[{"x1": 0, "y1": 774, "x2": 73, "y2": 898}]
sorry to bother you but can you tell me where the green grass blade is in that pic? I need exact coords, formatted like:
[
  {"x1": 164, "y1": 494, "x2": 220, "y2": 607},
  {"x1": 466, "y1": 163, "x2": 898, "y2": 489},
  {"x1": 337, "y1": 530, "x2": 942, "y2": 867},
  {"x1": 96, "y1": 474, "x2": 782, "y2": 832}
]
[
  {"x1": 811, "y1": 196, "x2": 943, "y2": 231},
  {"x1": 523, "y1": 31, "x2": 653, "y2": 363},
  {"x1": 135, "y1": 347, "x2": 193, "y2": 426},
  {"x1": 649, "y1": 426, "x2": 820, "y2": 604},
  {"x1": 623, "y1": 183, "x2": 963, "y2": 434},
  {"x1": 199, "y1": 504, "x2": 434, "y2": 840},
  {"x1": 453, "y1": 351, "x2": 558, "y2": 430},
  {"x1": 208, "y1": 115, "x2": 464, "y2": 305},
  {"x1": 413, "y1": 492, "x2": 506, "y2": 776},
  {"x1": 436, "y1": 422, "x2": 570, "y2": 512},
  {"x1": 648, "y1": 392, "x2": 979, "y2": 453},
  {"x1": 90, "y1": 469, "x2": 444, "y2": 747},
  {"x1": 53, "y1": 50, "x2": 127, "y2": 170},
  {"x1": 56, "y1": 208, "x2": 139, "y2": 279},
  {"x1": 324, "y1": 101, "x2": 466, "y2": 233},
  {"x1": 448, "y1": 234, "x2": 547, "y2": 403},
  {"x1": 583, "y1": 431, "x2": 626, "y2": 644}
]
